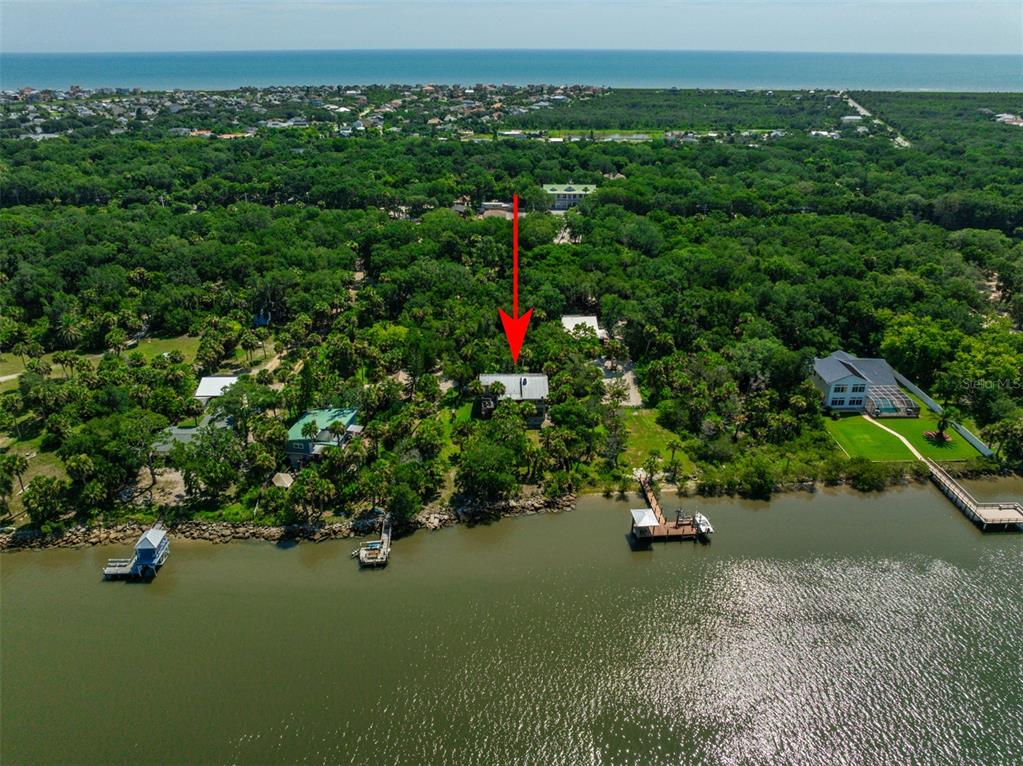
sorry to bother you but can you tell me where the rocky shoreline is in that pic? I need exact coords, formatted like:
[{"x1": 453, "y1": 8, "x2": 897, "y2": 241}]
[
  {"x1": 1, "y1": 464, "x2": 1012, "y2": 553},
  {"x1": 0, "y1": 493, "x2": 579, "y2": 552}
]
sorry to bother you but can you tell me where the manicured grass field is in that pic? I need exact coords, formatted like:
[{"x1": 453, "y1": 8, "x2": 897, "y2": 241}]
[
  {"x1": 622, "y1": 409, "x2": 694, "y2": 473},
  {"x1": 825, "y1": 410, "x2": 984, "y2": 462},
  {"x1": 879, "y1": 413, "x2": 983, "y2": 461},
  {"x1": 824, "y1": 415, "x2": 915, "y2": 461}
]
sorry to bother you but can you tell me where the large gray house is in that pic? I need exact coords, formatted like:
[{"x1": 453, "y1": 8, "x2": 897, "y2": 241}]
[
  {"x1": 476, "y1": 373, "x2": 549, "y2": 427},
  {"x1": 811, "y1": 351, "x2": 920, "y2": 418}
]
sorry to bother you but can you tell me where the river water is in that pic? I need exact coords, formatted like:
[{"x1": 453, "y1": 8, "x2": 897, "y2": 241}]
[{"x1": 2, "y1": 482, "x2": 1022, "y2": 765}]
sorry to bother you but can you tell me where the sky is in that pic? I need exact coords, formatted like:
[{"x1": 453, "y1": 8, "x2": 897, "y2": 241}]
[{"x1": 1, "y1": 0, "x2": 1020, "y2": 55}]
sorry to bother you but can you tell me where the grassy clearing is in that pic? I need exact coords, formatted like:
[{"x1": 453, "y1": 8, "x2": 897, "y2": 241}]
[
  {"x1": 622, "y1": 409, "x2": 694, "y2": 473},
  {"x1": 134, "y1": 335, "x2": 201, "y2": 362},
  {"x1": 0, "y1": 427, "x2": 66, "y2": 521},
  {"x1": 824, "y1": 415, "x2": 915, "y2": 461}
]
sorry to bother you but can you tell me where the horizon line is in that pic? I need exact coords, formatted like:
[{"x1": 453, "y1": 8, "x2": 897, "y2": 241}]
[{"x1": 4, "y1": 47, "x2": 1020, "y2": 57}]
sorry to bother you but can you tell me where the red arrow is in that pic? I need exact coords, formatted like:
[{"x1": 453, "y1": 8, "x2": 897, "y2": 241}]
[{"x1": 498, "y1": 194, "x2": 533, "y2": 363}]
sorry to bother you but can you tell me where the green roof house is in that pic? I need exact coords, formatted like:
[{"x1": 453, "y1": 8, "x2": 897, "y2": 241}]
[{"x1": 286, "y1": 407, "x2": 360, "y2": 468}]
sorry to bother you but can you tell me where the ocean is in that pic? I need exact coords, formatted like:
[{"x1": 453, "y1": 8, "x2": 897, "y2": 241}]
[{"x1": 2, "y1": 49, "x2": 1021, "y2": 92}]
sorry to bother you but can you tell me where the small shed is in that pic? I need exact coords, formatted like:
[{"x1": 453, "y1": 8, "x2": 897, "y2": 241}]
[{"x1": 272, "y1": 472, "x2": 294, "y2": 489}]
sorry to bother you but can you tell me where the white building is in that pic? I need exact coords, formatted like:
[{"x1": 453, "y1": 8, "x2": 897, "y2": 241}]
[
  {"x1": 560, "y1": 315, "x2": 608, "y2": 340},
  {"x1": 193, "y1": 376, "x2": 239, "y2": 404}
]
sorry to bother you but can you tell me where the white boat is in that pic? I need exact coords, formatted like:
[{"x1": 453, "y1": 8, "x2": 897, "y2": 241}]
[{"x1": 693, "y1": 513, "x2": 714, "y2": 536}]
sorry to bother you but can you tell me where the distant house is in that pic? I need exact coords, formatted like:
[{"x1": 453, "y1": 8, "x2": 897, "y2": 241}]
[
  {"x1": 543, "y1": 183, "x2": 595, "y2": 211},
  {"x1": 560, "y1": 315, "x2": 608, "y2": 340},
  {"x1": 812, "y1": 351, "x2": 920, "y2": 418},
  {"x1": 152, "y1": 414, "x2": 230, "y2": 455},
  {"x1": 285, "y1": 407, "x2": 360, "y2": 468},
  {"x1": 194, "y1": 376, "x2": 238, "y2": 404},
  {"x1": 480, "y1": 200, "x2": 515, "y2": 220},
  {"x1": 477, "y1": 373, "x2": 549, "y2": 427}
]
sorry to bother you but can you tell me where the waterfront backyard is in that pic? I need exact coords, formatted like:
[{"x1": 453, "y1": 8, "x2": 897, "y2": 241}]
[{"x1": 825, "y1": 408, "x2": 985, "y2": 462}]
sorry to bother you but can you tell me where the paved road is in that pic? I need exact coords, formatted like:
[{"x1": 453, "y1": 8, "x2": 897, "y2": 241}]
[{"x1": 845, "y1": 93, "x2": 911, "y2": 148}]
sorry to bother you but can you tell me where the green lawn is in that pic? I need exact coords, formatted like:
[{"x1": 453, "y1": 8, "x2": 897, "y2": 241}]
[
  {"x1": 0, "y1": 335, "x2": 200, "y2": 380},
  {"x1": 879, "y1": 412, "x2": 984, "y2": 461},
  {"x1": 825, "y1": 410, "x2": 984, "y2": 462},
  {"x1": 824, "y1": 415, "x2": 916, "y2": 461},
  {"x1": 622, "y1": 409, "x2": 694, "y2": 473},
  {"x1": 0, "y1": 354, "x2": 24, "y2": 378},
  {"x1": 133, "y1": 335, "x2": 201, "y2": 362},
  {"x1": 0, "y1": 428, "x2": 66, "y2": 522}
]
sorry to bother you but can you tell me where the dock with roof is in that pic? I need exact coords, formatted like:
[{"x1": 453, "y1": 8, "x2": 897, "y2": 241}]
[
  {"x1": 628, "y1": 473, "x2": 712, "y2": 544},
  {"x1": 103, "y1": 524, "x2": 170, "y2": 580}
]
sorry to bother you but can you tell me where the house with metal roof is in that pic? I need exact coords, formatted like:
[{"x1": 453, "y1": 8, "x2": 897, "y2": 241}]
[
  {"x1": 285, "y1": 407, "x2": 360, "y2": 468},
  {"x1": 560, "y1": 315, "x2": 608, "y2": 340},
  {"x1": 193, "y1": 375, "x2": 239, "y2": 404},
  {"x1": 477, "y1": 373, "x2": 549, "y2": 426},
  {"x1": 812, "y1": 351, "x2": 919, "y2": 417},
  {"x1": 542, "y1": 183, "x2": 595, "y2": 210}
]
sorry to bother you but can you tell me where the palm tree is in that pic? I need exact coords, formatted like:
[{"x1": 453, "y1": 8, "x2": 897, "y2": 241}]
[
  {"x1": 240, "y1": 331, "x2": 260, "y2": 365},
  {"x1": 58, "y1": 315, "x2": 84, "y2": 347},
  {"x1": 185, "y1": 397, "x2": 205, "y2": 427},
  {"x1": 10, "y1": 454, "x2": 29, "y2": 492},
  {"x1": 936, "y1": 406, "x2": 962, "y2": 441},
  {"x1": 327, "y1": 420, "x2": 348, "y2": 446},
  {"x1": 301, "y1": 420, "x2": 321, "y2": 443},
  {"x1": 52, "y1": 351, "x2": 76, "y2": 380},
  {"x1": 105, "y1": 328, "x2": 127, "y2": 356}
]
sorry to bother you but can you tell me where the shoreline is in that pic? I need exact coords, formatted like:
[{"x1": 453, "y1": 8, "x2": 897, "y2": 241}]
[
  {"x1": 1, "y1": 467, "x2": 1015, "y2": 553},
  {"x1": 0, "y1": 493, "x2": 578, "y2": 553}
]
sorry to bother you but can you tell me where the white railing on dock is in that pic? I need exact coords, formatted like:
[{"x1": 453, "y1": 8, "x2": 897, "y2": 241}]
[{"x1": 925, "y1": 460, "x2": 1023, "y2": 529}]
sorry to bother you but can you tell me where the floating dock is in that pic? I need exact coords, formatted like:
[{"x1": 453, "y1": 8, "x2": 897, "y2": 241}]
[
  {"x1": 926, "y1": 460, "x2": 1023, "y2": 530},
  {"x1": 356, "y1": 514, "x2": 391, "y2": 568},
  {"x1": 629, "y1": 474, "x2": 713, "y2": 543},
  {"x1": 103, "y1": 524, "x2": 169, "y2": 580}
]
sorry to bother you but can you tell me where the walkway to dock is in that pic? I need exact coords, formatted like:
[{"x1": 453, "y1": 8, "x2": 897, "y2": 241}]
[
  {"x1": 635, "y1": 472, "x2": 698, "y2": 540},
  {"x1": 926, "y1": 459, "x2": 1023, "y2": 529},
  {"x1": 864, "y1": 416, "x2": 1022, "y2": 530},
  {"x1": 357, "y1": 514, "x2": 392, "y2": 567}
]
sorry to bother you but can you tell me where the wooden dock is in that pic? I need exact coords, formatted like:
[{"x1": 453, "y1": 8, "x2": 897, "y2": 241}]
[
  {"x1": 631, "y1": 475, "x2": 700, "y2": 542},
  {"x1": 356, "y1": 514, "x2": 392, "y2": 567},
  {"x1": 925, "y1": 460, "x2": 1023, "y2": 530}
]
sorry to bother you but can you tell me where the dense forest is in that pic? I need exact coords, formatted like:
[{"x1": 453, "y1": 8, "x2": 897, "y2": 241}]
[{"x1": 1, "y1": 89, "x2": 1020, "y2": 532}]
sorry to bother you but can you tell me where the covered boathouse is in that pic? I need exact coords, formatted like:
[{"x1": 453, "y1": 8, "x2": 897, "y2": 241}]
[{"x1": 103, "y1": 526, "x2": 170, "y2": 580}]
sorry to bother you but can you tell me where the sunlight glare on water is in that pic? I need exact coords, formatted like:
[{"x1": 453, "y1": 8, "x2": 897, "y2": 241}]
[{"x1": 2, "y1": 484, "x2": 1022, "y2": 765}]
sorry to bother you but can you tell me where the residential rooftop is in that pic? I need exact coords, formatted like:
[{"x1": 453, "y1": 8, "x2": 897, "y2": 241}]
[
  {"x1": 479, "y1": 373, "x2": 550, "y2": 401},
  {"x1": 287, "y1": 407, "x2": 359, "y2": 442}
]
